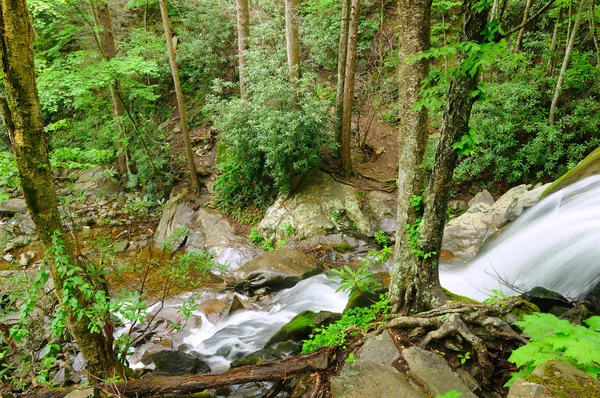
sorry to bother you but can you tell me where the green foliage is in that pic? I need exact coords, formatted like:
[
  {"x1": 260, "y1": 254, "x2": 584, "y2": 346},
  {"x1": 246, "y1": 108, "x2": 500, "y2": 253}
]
[
  {"x1": 249, "y1": 227, "x2": 263, "y2": 244},
  {"x1": 0, "y1": 152, "x2": 19, "y2": 188},
  {"x1": 436, "y1": 390, "x2": 463, "y2": 398},
  {"x1": 457, "y1": 351, "x2": 471, "y2": 364},
  {"x1": 507, "y1": 313, "x2": 600, "y2": 386},
  {"x1": 483, "y1": 289, "x2": 506, "y2": 305},
  {"x1": 373, "y1": 229, "x2": 388, "y2": 248},
  {"x1": 331, "y1": 265, "x2": 381, "y2": 295},
  {"x1": 302, "y1": 294, "x2": 390, "y2": 353}
]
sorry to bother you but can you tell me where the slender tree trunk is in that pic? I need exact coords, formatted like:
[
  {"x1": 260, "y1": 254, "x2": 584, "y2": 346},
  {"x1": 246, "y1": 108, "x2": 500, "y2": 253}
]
[
  {"x1": 92, "y1": 0, "x2": 129, "y2": 175},
  {"x1": 514, "y1": 0, "x2": 536, "y2": 52},
  {"x1": 236, "y1": 0, "x2": 250, "y2": 98},
  {"x1": 340, "y1": 0, "x2": 360, "y2": 174},
  {"x1": 388, "y1": 0, "x2": 434, "y2": 313},
  {"x1": 499, "y1": 0, "x2": 509, "y2": 21},
  {"x1": 589, "y1": 0, "x2": 600, "y2": 66},
  {"x1": 334, "y1": 0, "x2": 351, "y2": 152},
  {"x1": 549, "y1": 0, "x2": 586, "y2": 125},
  {"x1": 285, "y1": 0, "x2": 301, "y2": 79},
  {"x1": 491, "y1": 0, "x2": 499, "y2": 21},
  {"x1": 547, "y1": 10, "x2": 561, "y2": 75},
  {"x1": 159, "y1": 0, "x2": 201, "y2": 191},
  {"x1": 0, "y1": 95, "x2": 13, "y2": 149},
  {"x1": 416, "y1": 0, "x2": 490, "y2": 310},
  {"x1": 0, "y1": 0, "x2": 124, "y2": 380}
]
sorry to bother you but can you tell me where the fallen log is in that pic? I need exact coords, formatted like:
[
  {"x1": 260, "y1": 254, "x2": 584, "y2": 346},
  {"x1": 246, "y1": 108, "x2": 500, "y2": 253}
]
[{"x1": 23, "y1": 347, "x2": 334, "y2": 398}]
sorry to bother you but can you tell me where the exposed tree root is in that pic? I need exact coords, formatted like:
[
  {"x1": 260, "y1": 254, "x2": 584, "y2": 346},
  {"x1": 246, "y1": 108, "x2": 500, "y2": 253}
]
[{"x1": 386, "y1": 297, "x2": 530, "y2": 378}]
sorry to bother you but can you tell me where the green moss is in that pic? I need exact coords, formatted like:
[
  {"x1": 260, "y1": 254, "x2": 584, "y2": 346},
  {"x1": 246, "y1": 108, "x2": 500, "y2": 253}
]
[
  {"x1": 265, "y1": 310, "x2": 319, "y2": 347},
  {"x1": 507, "y1": 297, "x2": 540, "y2": 322},
  {"x1": 331, "y1": 243, "x2": 355, "y2": 253},
  {"x1": 442, "y1": 288, "x2": 479, "y2": 304},
  {"x1": 525, "y1": 361, "x2": 600, "y2": 398},
  {"x1": 541, "y1": 146, "x2": 600, "y2": 199}
]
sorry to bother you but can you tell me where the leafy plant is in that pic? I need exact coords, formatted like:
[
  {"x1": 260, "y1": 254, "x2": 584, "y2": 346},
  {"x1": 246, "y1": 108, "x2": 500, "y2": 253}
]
[
  {"x1": 436, "y1": 390, "x2": 462, "y2": 398},
  {"x1": 302, "y1": 294, "x2": 391, "y2": 353},
  {"x1": 374, "y1": 229, "x2": 388, "y2": 248},
  {"x1": 483, "y1": 289, "x2": 506, "y2": 305},
  {"x1": 331, "y1": 265, "x2": 381, "y2": 295},
  {"x1": 457, "y1": 351, "x2": 471, "y2": 365},
  {"x1": 506, "y1": 313, "x2": 600, "y2": 386},
  {"x1": 249, "y1": 227, "x2": 263, "y2": 244}
]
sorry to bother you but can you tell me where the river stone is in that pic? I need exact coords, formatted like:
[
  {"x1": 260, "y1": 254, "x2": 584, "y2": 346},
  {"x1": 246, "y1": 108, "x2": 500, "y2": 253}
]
[
  {"x1": 258, "y1": 171, "x2": 371, "y2": 243},
  {"x1": 330, "y1": 360, "x2": 427, "y2": 398},
  {"x1": 541, "y1": 146, "x2": 600, "y2": 199},
  {"x1": 149, "y1": 350, "x2": 210, "y2": 375},
  {"x1": 521, "y1": 286, "x2": 572, "y2": 313},
  {"x1": 468, "y1": 190, "x2": 494, "y2": 207},
  {"x1": 0, "y1": 198, "x2": 27, "y2": 216},
  {"x1": 504, "y1": 183, "x2": 551, "y2": 224},
  {"x1": 225, "y1": 249, "x2": 322, "y2": 290},
  {"x1": 584, "y1": 281, "x2": 600, "y2": 314},
  {"x1": 402, "y1": 347, "x2": 477, "y2": 397},
  {"x1": 356, "y1": 329, "x2": 399, "y2": 367}
]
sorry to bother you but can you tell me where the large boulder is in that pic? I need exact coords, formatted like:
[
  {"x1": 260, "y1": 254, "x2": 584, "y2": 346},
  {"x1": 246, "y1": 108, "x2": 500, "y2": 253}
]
[
  {"x1": 441, "y1": 184, "x2": 548, "y2": 264},
  {"x1": 148, "y1": 350, "x2": 211, "y2": 376},
  {"x1": 541, "y1": 146, "x2": 600, "y2": 199},
  {"x1": 258, "y1": 171, "x2": 371, "y2": 243},
  {"x1": 225, "y1": 249, "x2": 322, "y2": 290},
  {"x1": 0, "y1": 198, "x2": 27, "y2": 216},
  {"x1": 74, "y1": 166, "x2": 123, "y2": 197},
  {"x1": 265, "y1": 310, "x2": 341, "y2": 348}
]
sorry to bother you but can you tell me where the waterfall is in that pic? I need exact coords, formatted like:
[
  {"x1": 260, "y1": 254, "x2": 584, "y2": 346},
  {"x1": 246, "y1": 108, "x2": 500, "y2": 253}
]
[{"x1": 440, "y1": 175, "x2": 600, "y2": 301}]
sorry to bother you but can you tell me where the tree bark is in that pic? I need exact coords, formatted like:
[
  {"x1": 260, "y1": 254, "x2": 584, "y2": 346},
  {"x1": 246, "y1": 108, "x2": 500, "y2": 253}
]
[
  {"x1": 0, "y1": 0, "x2": 124, "y2": 381},
  {"x1": 285, "y1": 0, "x2": 301, "y2": 79},
  {"x1": 415, "y1": 0, "x2": 490, "y2": 312},
  {"x1": 589, "y1": 0, "x2": 600, "y2": 66},
  {"x1": 549, "y1": 0, "x2": 586, "y2": 125},
  {"x1": 92, "y1": 0, "x2": 129, "y2": 175},
  {"x1": 514, "y1": 0, "x2": 536, "y2": 53},
  {"x1": 547, "y1": 10, "x2": 561, "y2": 75},
  {"x1": 0, "y1": 95, "x2": 13, "y2": 149},
  {"x1": 334, "y1": 0, "x2": 351, "y2": 153},
  {"x1": 236, "y1": 0, "x2": 250, "y2": 98},
  {"x1": 340, "y1": 0, "x2": 360, "y2": 174},
  {"x1": 159, "y1": 0, "x2": 201, "y2": 191},
  {"x1": 388, "y1": 0, "x2": 433, "y2": 313}
]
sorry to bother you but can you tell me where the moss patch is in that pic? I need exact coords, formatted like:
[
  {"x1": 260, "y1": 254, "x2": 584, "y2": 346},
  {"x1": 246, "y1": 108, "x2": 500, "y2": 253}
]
[
  {"x1": 541, "y1": 146, "x2": 600, "y2": 199},
  {"x1": 525, "y1": 360, "x2": 600, "y2": 398},
  {"x1": 265, "y1": 310, "x2": 319, "y2": 347},
  {"x1": 442, "y1": 288, "x2": 479, "y2": 304}
]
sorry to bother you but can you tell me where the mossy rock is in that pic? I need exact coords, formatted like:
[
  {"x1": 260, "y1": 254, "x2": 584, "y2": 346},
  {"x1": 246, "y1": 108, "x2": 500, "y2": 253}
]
[
  {"x1": 525, "y1": 360, "x2": 600, "y2": 398},
  {"x1": 541, "y1": 146, "x2": 600, "y2": 199},
  {"x1": 343, "y1": 283, "x2": 387, "y2": 312},
  {"x1": 442, "y1": 288, "x2": 479, "y2": 304},
  {"x1": 521, "y1": 286, "x2": 571, "y2": 313},
  {"x1": 230, "y1": 341, "x2": 300, "y2": 368},
  {"x1": 507, "y1": 297, "x2": 540, "y2": 323},
  {"x1": 265, "y1": 311, "x2": 341, "y2": 348}
]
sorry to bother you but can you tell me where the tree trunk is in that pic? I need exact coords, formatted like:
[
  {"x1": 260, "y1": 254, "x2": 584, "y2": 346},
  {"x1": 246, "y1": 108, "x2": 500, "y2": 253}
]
[
  {"x1": 388, "y1": 0, "x2": 433, "y2": 313},
  {"x1": 334, "y1": 0, "x2": 351, "y2": 153},
  {"x1": 549, "y1": 0, "x2": 586, "y2": 125},
  {"x1": 0, "y1": 0, "x2": 124, "y2": 380},
  {"x1": 92, "y1": 0, "x2": 129, "y2": 175},
  {"x1": 547, "y1": 10, "x2": 561, "y2": 75},
  {"x1": 514, "y1": 0, "x2": 536, "y2": 53},
  {"x1": 416, "y1": 0, "x2": 490, "y2": 310},
  {"x1": 340, "y1": 0, "x2": 360, "y2": 174},
  {"x1": 589, "y1": 0, "x2": 600, "y2": 66},
  {"x1": 236, "y1": 0, "x2": 250, "y2": 98},
  {"x1": 285, "y1": 0, "x2": 300, "y2": 79},
  {"x1": 159, "y1": 0, "x2": 201, "y2": 191},
  {"x1": 0, "y1": 95, "x2": 13, "y2": 149}
]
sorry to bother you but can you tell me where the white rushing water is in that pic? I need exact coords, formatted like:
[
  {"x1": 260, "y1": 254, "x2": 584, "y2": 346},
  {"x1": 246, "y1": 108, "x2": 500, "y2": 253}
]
[
  {"x1": 182, "y1": 274, "x2": 348, "y2": 371},
  {"x1": 440, "y1": 175, "x2": 600, "y2": 301}
]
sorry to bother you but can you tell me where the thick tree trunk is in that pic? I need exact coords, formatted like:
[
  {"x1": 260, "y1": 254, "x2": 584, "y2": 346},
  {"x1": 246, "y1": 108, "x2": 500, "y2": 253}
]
[
  {"x1": 549, "y1": 0, "x2": 586, "y2": 125},
  {"x1": 340, "y1": 0, "x2": 360, "y2": 174},
  {"x1": 285, "y1": 0, "x2": 301, "y2": 79},
  {"x1": 334, "y1": 0, "x2": 351, "y2": 153},
  {"x1": 0, "y1": 0, "x2": 124, "y2": 380},
  {"x1": 236, "y1": 0, "x2": 250, "y2": 98},
  {"x1": 514, "y1": 0, "x2": 536, "y2": 53},
  {"x1": 416, "y1": 0, "x2": 490, "y2": 310},
  {"x1": 159, "y1": 0, "x2": 201, "y2": 191},
  {"x1": 388, "y1": 0, "x2": 433, "y2": 313},
  {"x1": 92, "y1": 0, "x2": 129, "y2": 175},
  {"x1": 0, "y1": 95, "x2": 13, "y2": 149}
]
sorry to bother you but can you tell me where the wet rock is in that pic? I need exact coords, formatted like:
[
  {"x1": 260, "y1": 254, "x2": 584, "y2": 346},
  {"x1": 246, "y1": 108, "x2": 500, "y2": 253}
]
[
  {"x1": 140, "y1": 339, "x2": 173, "y2": 365},
  {"x1": 225, "y1": 249, "x2": 322, "y2": 291},
  {"x1": 507, "y1": 379, "x2": 551, "y2": 398},
  {"x1": 0, "y1": 198, "x2": 27, "y2": 216},
  {"x1": 468, "y1": 190, "x2": 494, "y2": 207},
  {"x1": 504, "y1": 184, "x2": 550, "y2": 224},
  {"x1": 227, "y1": 295, "x2": 248, "y2": 316},
  {"x1": 559, "y1": 304, "x2": 593, "y2": 325},
  {"x1": 402, "y1": 346, "x2": 478, "y2": 397},
  {"x1": 52, "y1": 366, "x2": 72, "y2": 386},
  {"x1": 230, "y1": 341, "x2": 300, "y2": 368},
  {"x1": 153, "y1": 189, "x2": 193, "y2": 252},
  {"x1": 356, "y1": 329, "x2": 399, "y2": 367},
  {"x1": 265, "y1": 310, "x2": 340, "y2": 348},
  {"x1": 521, "y1": 286, "x2": 572, "y2": 313},
  {"x1": 330, "y1": 360, "x2": 426, "y2": 398},
  {"x1": 18, "y1": 251, "x2": 35, "y2": 266},
  {"x1": 258, "y1": 171, "x2": 371, "y2": 243},
  {"x1": 75, "y1": 166, "x2": 123, "y2": 197},
  {"x1": 148, "y1": 350, "x2": 210, "y2": 376},
  {"x1": 113, "y1": 240, "x2": 129, "y2": 253},
  {"x1": 584, "y1": 281, "x2": 600, "y2": 314},
  {"x1": 541, "y1": 145, "x2": 600, "y2": 199}
]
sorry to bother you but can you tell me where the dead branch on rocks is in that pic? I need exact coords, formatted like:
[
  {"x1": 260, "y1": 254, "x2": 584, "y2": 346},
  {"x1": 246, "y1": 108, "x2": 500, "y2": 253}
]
[{"x1": 386, "y1": 297, "x2": 530, "y2": 377}]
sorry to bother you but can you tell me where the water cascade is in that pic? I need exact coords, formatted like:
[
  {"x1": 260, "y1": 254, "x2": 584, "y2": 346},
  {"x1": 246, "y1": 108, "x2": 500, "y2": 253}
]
[
  {"x1": 440, "y1": 176, "x2": 600, "y2": 301},
  {"x1": 183, "y1": 274, "x2": 348, "y2": 371}
]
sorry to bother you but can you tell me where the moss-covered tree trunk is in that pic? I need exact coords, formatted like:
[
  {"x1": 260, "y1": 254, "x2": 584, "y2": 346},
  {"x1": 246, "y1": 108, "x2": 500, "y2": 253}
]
[
  {"x1": 340, "y1": 0, "x2": 360, "y2": 174},
  {"x1": 0, "y1": 0, "x2": 125, "y2": 380},
  {"x1": 285, "y1": 0, "x2": 301, "y2": 79},
  {"x1": 236, "y1": 0, "x2": 250, "y2": 99},
  {"x1": 415, "y1": 0, "x2": 490, "y2": 309},
  {"x1": 334, "y1": 0, "x2": 351, "y2": 154},
  {"x1": 388, "y1": 0, "x2": 434, "y2": 314},
  {"x1": 92, "y1": 0, "x2": 129, "y2": 175},
  {"x1": 159, "y1": 0, "x2": 201, "y2": 192}
]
